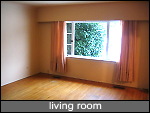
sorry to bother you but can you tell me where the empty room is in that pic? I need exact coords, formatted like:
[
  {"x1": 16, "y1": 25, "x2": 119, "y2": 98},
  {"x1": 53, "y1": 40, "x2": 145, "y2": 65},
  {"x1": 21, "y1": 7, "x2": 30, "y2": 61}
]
[{"x1": 1, "y1": 1, "x2": 149, "y2": 100}]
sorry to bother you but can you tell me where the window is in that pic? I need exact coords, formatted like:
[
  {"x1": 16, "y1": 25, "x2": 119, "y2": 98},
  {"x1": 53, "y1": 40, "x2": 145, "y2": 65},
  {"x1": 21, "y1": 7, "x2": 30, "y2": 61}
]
[{"x1": 65, "y1": 21, "x2": 122, "y2": 62}]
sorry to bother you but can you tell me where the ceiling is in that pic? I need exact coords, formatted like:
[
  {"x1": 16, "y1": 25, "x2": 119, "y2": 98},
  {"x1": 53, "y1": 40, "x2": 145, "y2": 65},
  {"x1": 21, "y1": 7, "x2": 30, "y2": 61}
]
[{"x1": 12, "y1": 1, "x2": 118, "y2": 6}]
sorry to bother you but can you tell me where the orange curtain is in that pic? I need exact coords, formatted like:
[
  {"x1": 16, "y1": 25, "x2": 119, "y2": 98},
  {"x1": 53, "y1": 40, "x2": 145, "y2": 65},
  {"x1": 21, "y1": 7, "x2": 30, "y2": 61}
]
[
  {"x1": 50, "y1": 21, "x2": 66, "y2": 73},
  {"x1": 116, "y1": 20, "x2": 137, "y2": 82}
]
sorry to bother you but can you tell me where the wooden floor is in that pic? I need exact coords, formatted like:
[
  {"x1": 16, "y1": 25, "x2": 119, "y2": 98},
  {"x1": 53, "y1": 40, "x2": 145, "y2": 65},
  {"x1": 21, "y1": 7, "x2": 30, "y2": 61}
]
[{"x1": 1, "y1": 73, "x2": 149, "y2": 100}]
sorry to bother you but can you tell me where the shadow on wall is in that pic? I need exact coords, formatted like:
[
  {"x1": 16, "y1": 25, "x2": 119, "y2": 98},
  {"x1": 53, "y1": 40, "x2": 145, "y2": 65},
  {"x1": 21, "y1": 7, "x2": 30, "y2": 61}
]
[{"x1": 137, "y1": 21, "x2": 149, "y2": 90}]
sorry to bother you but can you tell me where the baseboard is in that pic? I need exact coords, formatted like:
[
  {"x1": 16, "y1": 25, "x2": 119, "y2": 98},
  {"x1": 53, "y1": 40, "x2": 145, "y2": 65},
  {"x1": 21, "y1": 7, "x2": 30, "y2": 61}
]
[
  {"x1": 30, "y1": 72, "x2": 149, "y2": 91},
  {"x1": 39, "y1": 73, "x2": 128, "y2": 89}
]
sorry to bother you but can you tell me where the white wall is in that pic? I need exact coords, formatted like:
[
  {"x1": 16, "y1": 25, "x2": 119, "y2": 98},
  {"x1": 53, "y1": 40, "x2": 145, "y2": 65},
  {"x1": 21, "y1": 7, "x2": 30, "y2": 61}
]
[
  {"x1": 38, "y1": 23, "x2": 51, "y2": 73},
  {"x1": 1, "y1": 2, "x2": 39, "y2": 86}
]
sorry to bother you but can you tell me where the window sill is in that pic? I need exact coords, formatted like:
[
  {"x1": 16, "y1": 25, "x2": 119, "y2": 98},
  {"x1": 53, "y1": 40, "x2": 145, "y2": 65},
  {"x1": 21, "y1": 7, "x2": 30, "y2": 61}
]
[{"x1": 66, "y1": 55, "x2": 118, "y2": 63}]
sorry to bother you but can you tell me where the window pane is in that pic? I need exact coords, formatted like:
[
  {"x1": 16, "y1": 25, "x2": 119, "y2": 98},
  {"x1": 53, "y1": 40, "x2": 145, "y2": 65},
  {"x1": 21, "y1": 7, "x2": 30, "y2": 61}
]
[
  {"x1": 98, "y1": 22, "x2": 107, "y2": 59},
  {"x1": 74, "y1": 22, "x2": 107, "y2": 58},
  {"x1": 67, "y1": 34, "x2": 72, "y2": 44},
  {"x1": 67, "y1": 23, "x2": 72, "y2": 33},
  {"x1": 67, "y1": 45, "x2": 71, "y2": 55},
  {"x1": 108, "y1": 21, "x2": 122, "y2": 62}
]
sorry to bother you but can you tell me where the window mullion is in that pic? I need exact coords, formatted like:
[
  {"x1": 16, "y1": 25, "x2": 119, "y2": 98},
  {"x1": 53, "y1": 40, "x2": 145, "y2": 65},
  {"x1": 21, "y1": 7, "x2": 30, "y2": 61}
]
[{"x1": 71, "y1": 22, "x2": 75, "y2": 55}]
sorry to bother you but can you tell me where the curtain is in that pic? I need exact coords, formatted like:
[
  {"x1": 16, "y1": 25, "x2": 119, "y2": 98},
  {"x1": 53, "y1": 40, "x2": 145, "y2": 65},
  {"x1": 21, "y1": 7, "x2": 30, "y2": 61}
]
[
  {"x1": 116, "y1": 20, "x2": 137, "y2": 82},
  {"x1": 50, "y1": 21, "x2": 66, "y2": 73}
]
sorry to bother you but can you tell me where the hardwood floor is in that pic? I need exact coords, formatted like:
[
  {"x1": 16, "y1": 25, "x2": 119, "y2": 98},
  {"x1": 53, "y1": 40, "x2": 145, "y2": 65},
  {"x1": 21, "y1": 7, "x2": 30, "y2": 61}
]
[{"x1": 1, "y1": 73, "x2": 148, "y2": 100}]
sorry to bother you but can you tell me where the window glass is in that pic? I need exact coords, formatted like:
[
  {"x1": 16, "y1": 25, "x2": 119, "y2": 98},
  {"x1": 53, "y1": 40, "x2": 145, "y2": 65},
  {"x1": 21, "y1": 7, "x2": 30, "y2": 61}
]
[
  {"x1": 67, "y1": 45, "x2": 71, "y2": 55},
  {"x1": 67, "y1": 23, "x2": 72, "y2": 33},
  {"x1": 67, "y1": 34, "x2": 72, "y2": 44}
]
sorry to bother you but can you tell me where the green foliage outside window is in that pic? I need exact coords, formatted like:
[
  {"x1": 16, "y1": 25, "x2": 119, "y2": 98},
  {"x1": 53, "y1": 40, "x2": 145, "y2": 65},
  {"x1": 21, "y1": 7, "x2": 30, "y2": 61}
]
[{"x1": 74, "y1": 23, "x2": 106, "y2": 57}]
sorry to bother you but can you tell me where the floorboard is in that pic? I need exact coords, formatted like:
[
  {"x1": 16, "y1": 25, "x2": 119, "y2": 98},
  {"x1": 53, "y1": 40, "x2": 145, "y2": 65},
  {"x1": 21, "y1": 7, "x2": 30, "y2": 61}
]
[{"x1": 1, "y1": 73, "x2": 149, "y2": 100}]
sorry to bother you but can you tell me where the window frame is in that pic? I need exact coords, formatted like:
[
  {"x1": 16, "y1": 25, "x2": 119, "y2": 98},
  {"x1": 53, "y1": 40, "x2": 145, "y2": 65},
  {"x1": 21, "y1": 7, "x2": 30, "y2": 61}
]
[{"x1": 65, "y1": 20, "x2": 121, "y2": 62}]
